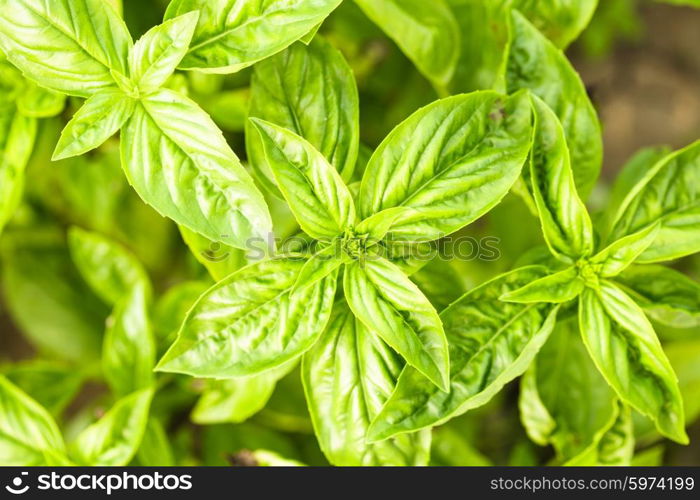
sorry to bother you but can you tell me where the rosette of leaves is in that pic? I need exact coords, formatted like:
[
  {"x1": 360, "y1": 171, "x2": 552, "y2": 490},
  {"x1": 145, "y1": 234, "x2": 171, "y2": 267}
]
[
  {"x1": 368, "y1": 94, "x2": 697, "y2": 455},
  {"x1": 157, "y1": 86, "x2": 535, "y2": 465}
]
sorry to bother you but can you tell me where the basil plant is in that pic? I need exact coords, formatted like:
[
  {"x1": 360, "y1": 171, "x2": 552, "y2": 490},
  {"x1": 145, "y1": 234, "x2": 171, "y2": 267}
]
[{"x1": 0, "y1": 0, "x2": 699, "y2": 467}]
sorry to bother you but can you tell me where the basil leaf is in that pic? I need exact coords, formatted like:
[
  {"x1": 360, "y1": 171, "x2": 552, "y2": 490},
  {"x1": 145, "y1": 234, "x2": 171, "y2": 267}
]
[
  {"x1": 578, "y1": 281, "x2": 687, "y2": 443},
  {"x1": 164, "y1": 0, "x2": 343, "y2": 73},
  {"x1": 566, "y1": 402, "x2": 634, "y2": 466},
  {"x1": 354, "y1": 207, "x2": 416, "y2": 243},
  {"x1": 16, "y1": 82, "x2": 66, "y2": 118},
  {"x1": 0, "y1": 0, "x2": 132, "y2": 97},
  {"x1": 179, "y1": 225, "x2": 247, "y2": 282},
  {"x1": 590, "y1": 223, "x2": 660, "y2": 277},
  {"x1": 354, "y1": 0, "x2": 460, "y2": 90},
  {"x1": 446, "y1": 0, "x2": 510, "y2": 93},
  {"x1": 67, "y1": 226, "x2": 150, "y2": 307},
  {"x1": 250, "y1": 118, "x2": 357, "y2": 241},
  {"x1": 0, "y1": 109, "x2": 36, "y2": 234},
  {"x1": 0, "y1": 375, "x2": 68, "y2": 466},
  {"x1": 410, "y1": 258, "x2": 465, "y2": 311},
  {"x1": 500, "y1": 266, "x2": 583, "y2": 304},
  {"x1": 157, "y1": 257, "x2": 338, "y2": 377},
  {"x1": 70, "y1": 388, "x2": 153, "y2": 466},
  {"x1": 519, "y1": 319, "x2": 617, "y2": 462},
  {"x1": 247, "y1": 37, "x2": 359, "y2": 195},
  {"x1": 608, "y1": 140, "x2": 700, "y2": 263},
  {"x1": 103, "y1": 284, "x2": 155, "y2": 397},
  {"x1": 292, "y1": 244, "x2": 347, "y2": 293},
  {"x1": 303, "y1": 301, "x2": 430, "y2": 465},
  {"x1": 121, "y1": 89, "x2": 272, "y2": 248},
  {"x1": 666, "y1": 340, "x2": 700, "y2": 426},
  {"x1": 343, "y1": 258, "x2": 449, "y2": 391},
  {"x1": 529, "y1": 95, "x2": 594, "y2": 261},
  {"x1": 192, "y1": 363, "x2": 294, "y2": 425},
  {"x1": 512, "y1": 0, "x2": 598, "y2": 48},
  {"x1": 368, "y1": 267, "x2": 558, "y2": 441},
  {"x1": 52, "y1": 90, "x2": 136, "y2": 161},
  {"x1": 136, "y1": 418, "x2": 174, "y2": 466},
  {"x1": 506, "y1": 10, "x2": 602, "y2": 198},
  {"x1": 359, "y1": 90, "x2": 532, "y2": 241},
  {"x1": 4, "y1": 361, "x2": 84, "y2": 417},
  {"x1": 153, "y1": 280, "x2": 210, "y2": 350},
  {"x1": 616, "y1": 265, "x2": 700, "y2": 329}
]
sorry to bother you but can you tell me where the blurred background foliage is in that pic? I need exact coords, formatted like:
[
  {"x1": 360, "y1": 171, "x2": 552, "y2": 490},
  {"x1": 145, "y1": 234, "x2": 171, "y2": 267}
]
[{"x1": 1, "y1": 0, "x2": 699, "y2": 466}]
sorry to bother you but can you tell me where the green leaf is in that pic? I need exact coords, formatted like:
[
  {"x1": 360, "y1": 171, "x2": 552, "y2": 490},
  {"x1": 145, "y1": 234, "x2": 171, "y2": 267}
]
[
  {"x1": 1, "y1": 230, "x2": 106, "y2": 362},
  {"x1": 500, "y1": 266, "x2": 583, "y2": 304},
  {"x1": 247, "y1": 37, "x2": 359, "y2": 195},
  {"x1": 0, "y1": 109, "x2": 36, "y2": 234},
  {"x1": 590, "y1": 223, "x2": 660, "y2": 278},
  {"x1": 519, "y1": 318, "x2": 617, "y2": 462},
  {"x1": 103, "y1": 284, "x2": 156, "y2": 397},
  {"x1": 0, "y1": 0, "x2": 132, "y2": 97},
  {"x1": 16, "y1": 82, "x2": 66, "y2": 118},
  {"x1": 121, "y1": 89, "x2": 272, "y2": 249},
  {"x1": 506, "y1": 10, "x2": 602, "y2": 198},
  {"x1": 354, "y1": 0, "x2": 460, "y2": 90},
  {"x1": 299, "y1": 22, "x2": 322, "y2": 44},
  {"x1": 359, "y1": 90, "x2": 532, "y2": 241},
  {"x1": 179, "y1": 225, "x2": 247, "y2": 282},
  {"x1": 164, "y1": 0, "x2": 343, "y2": 73},
  {"x1": 446, "y1": 0, "x2": 510, "y2": 93},
  {"x1": 292, "y1": 244, "x2": 347, "y2": 293},
  {"x1": 302, "y1": 301, "x2": 430, "y2": 465},
  {"x1": 616, "y1": 265, "x2": 700, "y2": 328},
  {"x1": 250, "y1": 118, "x2": 357, "y2": 241},
  {"x1": 153, "y1": 280, "x2": 210, "y2": 349},
  {"x1": 157, "y1": 257, "x2": 338, "y2": 377},
  {"x1": 608, "y1": 140, "x2": 700, "y2": 263},
  {"x1": 354, "y1": 207, "x2": 416, "y2": 243},
  {"x1": 129, "y1": 12, "x2": 199, "y2": 93},
  {"x1": 410, "y1": 258, "x2": 465, "y2": 311},
  {"x1": 249, "y1": 449, "x2": 306, "y2": 466},
  {"x1": 136, "y1": 418, "x2": 174, "y2": 466},
  {"x1": 430, "y1": 426, "x2": 492, "y2": 466},
  {"x1": 666, "y1": 340, "x2": 700, "y2": 425},
  {"x1": 529, "y1": 95, "x2": 594, "y2": 261},
  {"x1": 4, "y1": 361, "x2": 84, "y2": 417},
  {"x1": 71, "y1": 388, "x2": 153, "y2": 466},
  {"x1": 52, "y1": 90, "x2": 135, "y2": 161},
  {"x1": 578, "y1": 282, "x2": 687, "y2": 443},
  {"x1": 67, "y1": 226, "x2": 150, "y2": 307},
  {"x1": 192, "y1": 362, "x2": 295, "y2": 424},
  {"x1": 0, "y1": 375, "x2": 68, "y2": 466},
  {"x1": 368, "y1": 267, "x2": 558, "y2": 441},
  {"x1": 566, "y1": 401, "x2": 634, "y2": 466},
  {"x1": 512, "y1": 0, "x2": 598, "y2": 48},
  {"x1": 343, "y1": 258, "x2": 449, "y2": 391}
]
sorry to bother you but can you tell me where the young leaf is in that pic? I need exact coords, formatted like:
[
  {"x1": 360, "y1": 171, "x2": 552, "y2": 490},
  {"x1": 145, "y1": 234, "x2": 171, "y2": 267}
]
[
  {"x1": 608, "y1": 140, "x2": 700, "y2": 263},
  {"x1": 192, "y1": 362, "x2": 294, "y2": 425},
  {"x1": 129, "y1": 12, "x2": 199, "y2": 93},
  {"x1": 136, "y1": 418, "x2": 174, "y2": 466},
  {"x1": 616, "y1": 265, "x2": 700, "y2": 328},
  {"x1": 250, "y1": 119, "x2": 357, "y2": 241},
  {"x1": 354, "y1": 0, "x2": 460, "y2": 90},
  {"x1": 368, "y1": 267, "x2": 558, "y2": 441},
  {"x1": 103, "y1": 284, "x2": 156, "y2": 397},
  {"x1": 500, "y1": 266, "x2": 583, "y2": 304},
  {"x1": 52, "y1": 90, "x2": 135, "y2": 161},
  {"x1": 0, "y1": 110, "x2": 36, "y2": 235},
  {"x1": 164, "y1": 0, "x2": 343, "y2": 73},
  {"x1": 292, "y1": 244, "x2": 347, "y2": 293},
  {"x1": 179, "y1": 225, "x2": 248, "y2": 282},
  {"x1": 0, "y1": 376, "x2": 68, "y2": 466},
  {"x1": 354, "y1": 207, "x2": 416, "y2": 243},
  {"x1": 566, "y1": 402, "x2": 634, "y2": 466},
  {"x1": 359, "y1": 90, "x2": 532, "y2": 241},
  {"x1": 157, "y1": 257, "x2": 338, "y2": 378},
  {"x1": 590, "y1": 223, "x2": 660, "y2": 277},
  {"x1": 67, "y1": 226, "x2": 150, "y2": 307},
  {"x1": 247, "y1": 36, "x2": 359, "y2": 195},
  {"x1": 578, "y1": 282, "x2": 688, "y2": 444},
  {"x1": 519, "y1": 319, "x2": 617, "y2": 462},
  {"x1": 529, "y1": 95, "x2": 594, "y2": 261},
  {"x1": 343, "y1": 258, "x2": 449, "y2": 391},
  {"x1": 121, "y1": 89, "x2": 272, "y2": 249},
  {"x1": 512, "y1": 0, "x2": 598, "y2": 48},
  {"x1": 302, "y1": 301, "x2": 430, "y2": 466},
  {"x1": 506, "y1": 10, "x2": 602, "y2": 198},
  {"x1": 0, "y1": 0, "x2": 132, "y2": 97},
  {"x1": 70, "y1": 388, "x2": 153, "y2": 466}
]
